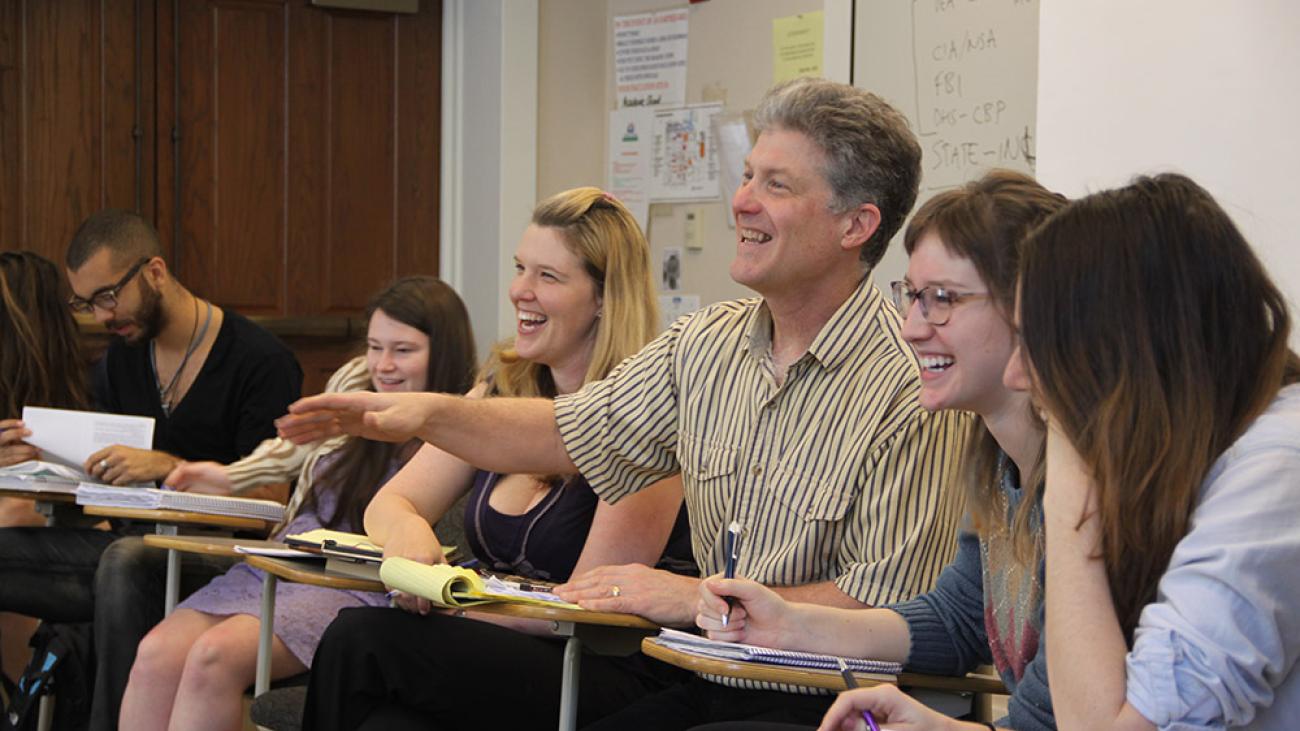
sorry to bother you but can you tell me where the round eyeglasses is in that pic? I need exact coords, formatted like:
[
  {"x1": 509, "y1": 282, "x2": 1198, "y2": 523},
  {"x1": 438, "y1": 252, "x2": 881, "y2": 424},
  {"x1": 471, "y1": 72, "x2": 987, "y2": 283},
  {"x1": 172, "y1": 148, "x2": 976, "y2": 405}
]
[{"x1": 890, "y1": 281, "x2": 989, "y2": 326}]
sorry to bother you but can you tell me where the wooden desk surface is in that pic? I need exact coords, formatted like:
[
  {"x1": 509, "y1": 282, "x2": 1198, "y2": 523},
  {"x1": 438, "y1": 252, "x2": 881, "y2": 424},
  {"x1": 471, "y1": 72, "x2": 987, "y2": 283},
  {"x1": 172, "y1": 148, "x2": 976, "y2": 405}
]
[
  {"x1": 246, "y1": 554, "x2": 387, "y2": 593},
  {"x1": 82, "y1": 505, "x2": 274, "y2": 532},
  {"x1": 143, "y1": 534, "x2": 292, "y2": 558},
  {"x1": 641, "y1": 638, "x2": 1007, "y2": 695},
  {"x1": 0, "y1": 487, "x2": 78, "y2": 503},
  {"x1": 245, "y1": 555, "x2": 658, "y2": 629}
]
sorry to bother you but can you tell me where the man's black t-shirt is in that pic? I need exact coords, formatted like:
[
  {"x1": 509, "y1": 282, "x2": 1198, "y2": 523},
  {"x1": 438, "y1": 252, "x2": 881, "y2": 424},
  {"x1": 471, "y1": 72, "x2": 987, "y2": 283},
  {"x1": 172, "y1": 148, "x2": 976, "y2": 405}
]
[{"x1": 92, "y1": 309, "x2": 303, "y2": 464}]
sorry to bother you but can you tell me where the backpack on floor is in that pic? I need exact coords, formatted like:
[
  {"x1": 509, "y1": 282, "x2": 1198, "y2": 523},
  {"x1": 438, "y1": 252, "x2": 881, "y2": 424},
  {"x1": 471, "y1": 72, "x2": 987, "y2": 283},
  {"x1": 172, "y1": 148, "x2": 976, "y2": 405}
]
[{"x1": 2, "y1": 622, "x2": 92, "y2": 731}]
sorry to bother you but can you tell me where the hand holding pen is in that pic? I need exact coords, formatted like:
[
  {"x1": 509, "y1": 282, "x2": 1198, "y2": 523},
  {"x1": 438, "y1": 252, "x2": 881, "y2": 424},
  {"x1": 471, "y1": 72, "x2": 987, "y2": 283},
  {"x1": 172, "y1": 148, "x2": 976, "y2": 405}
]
[{"x1": 816, "y1": 678, "x2": 959, "y2": 731}]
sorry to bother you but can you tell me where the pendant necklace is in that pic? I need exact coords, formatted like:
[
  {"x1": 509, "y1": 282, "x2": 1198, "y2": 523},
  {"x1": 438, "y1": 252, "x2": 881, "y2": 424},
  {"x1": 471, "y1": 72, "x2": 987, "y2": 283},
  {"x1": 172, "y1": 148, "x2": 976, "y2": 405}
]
[{"x1": 151, "y1": 297, "x2": 212, "y2": 417}]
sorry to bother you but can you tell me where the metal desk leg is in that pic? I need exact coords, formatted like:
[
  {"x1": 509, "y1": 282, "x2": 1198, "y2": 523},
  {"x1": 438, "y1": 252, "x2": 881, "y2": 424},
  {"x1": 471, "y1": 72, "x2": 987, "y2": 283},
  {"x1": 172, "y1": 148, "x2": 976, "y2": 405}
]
[
  {"x1": 36, "y1": 695, "x2": 53, "y2": 731},
  {"x1": 255, "y1": 571, "x2": 278, "y2": 696},
  {"x1": 158, "y1": 524, "x2": 180, "y2": 614},
  {"x1": 558, "y1": 632, "x2": 581, "y2": 731}
]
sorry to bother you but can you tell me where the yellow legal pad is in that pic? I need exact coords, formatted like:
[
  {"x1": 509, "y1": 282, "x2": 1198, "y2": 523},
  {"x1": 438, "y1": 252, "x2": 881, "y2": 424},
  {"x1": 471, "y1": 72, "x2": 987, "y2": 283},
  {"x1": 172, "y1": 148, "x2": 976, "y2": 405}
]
[{"x1": 379, "y1": 557, "x2": 581, "y2": 610}]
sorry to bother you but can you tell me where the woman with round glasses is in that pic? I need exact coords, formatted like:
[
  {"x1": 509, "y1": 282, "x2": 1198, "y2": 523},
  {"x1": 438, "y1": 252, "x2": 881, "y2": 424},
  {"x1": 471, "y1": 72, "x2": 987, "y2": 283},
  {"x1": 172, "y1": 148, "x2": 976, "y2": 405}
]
[{"x1": 693, "y1": 170, "x2": 1068, "y2": 731}]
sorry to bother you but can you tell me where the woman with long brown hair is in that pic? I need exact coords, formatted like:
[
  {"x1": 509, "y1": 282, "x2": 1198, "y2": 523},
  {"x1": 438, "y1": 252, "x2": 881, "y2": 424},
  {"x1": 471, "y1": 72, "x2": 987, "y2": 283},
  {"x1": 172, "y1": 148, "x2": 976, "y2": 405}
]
[
  {"x1": 0, "y1": 250, "x2": 90, "y2": 469},
  {"x1": 1012, "y1": 173, "x2": 1300, "y2": 729},
  {"x1": 0, "y1": 251, "x2": 91, "y2": 686},
  {"x1": 118, "y1": 276, "x2": 478, "y2": 731}
]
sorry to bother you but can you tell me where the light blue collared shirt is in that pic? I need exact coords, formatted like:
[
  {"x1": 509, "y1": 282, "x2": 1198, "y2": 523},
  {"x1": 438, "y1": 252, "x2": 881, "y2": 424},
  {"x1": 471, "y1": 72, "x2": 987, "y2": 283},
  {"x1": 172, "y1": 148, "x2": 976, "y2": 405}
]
[{"x1": 1126, "y1": 384, "x2": 1300, "y2": 730}]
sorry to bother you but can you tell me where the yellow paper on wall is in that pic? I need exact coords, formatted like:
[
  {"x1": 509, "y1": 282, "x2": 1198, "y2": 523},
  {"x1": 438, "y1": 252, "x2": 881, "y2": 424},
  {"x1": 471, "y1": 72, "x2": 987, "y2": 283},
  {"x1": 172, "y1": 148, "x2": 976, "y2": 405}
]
[{"x1": 772, "y1": 11, "x2": 823, "y2": 84}]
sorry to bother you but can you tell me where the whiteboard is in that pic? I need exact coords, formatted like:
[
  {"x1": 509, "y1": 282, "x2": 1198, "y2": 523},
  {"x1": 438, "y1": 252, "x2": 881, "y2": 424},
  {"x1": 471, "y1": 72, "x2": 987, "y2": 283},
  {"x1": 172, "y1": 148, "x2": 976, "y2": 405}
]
[
  {"x1": 1037, "y1": 0, "x2": 1300, "y2": 345},
  {"x1": 853, "y1": 0, "x2": 1040, "y2": 289}
]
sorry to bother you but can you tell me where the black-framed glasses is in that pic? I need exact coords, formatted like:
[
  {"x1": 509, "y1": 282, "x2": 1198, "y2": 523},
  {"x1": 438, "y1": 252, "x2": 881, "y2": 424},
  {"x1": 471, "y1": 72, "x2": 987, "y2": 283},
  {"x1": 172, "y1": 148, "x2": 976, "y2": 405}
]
[
  {"x1": 890, "y1": 281, "x2": 989, "y2": 326},
  {"x1": 68, "y1": 258, "x2": 150, "y2": 314}
]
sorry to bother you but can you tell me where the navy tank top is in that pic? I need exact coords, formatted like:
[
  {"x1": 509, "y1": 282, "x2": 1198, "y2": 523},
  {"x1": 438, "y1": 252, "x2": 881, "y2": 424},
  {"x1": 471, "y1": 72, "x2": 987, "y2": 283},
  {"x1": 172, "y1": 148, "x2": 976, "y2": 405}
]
[{"x1": 463, "y1": 470, "x2": 695, "y2": 582}]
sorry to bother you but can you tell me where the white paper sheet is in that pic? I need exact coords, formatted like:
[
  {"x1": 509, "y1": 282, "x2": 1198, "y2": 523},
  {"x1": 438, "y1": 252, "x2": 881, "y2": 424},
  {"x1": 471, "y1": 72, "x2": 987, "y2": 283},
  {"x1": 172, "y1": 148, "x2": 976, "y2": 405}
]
[{"x1": 21, "y1": 406, "x2": 155, "y2": 471}]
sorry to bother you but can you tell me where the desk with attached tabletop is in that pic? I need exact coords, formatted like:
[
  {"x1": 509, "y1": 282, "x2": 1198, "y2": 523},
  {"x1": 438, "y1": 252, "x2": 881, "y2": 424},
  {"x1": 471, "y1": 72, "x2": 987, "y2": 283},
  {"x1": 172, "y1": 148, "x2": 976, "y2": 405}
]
[
  {"x1": 642, "y1": 637, "x2": 1007, "y2": 720},
  {"x1": 0, "y1": 486, "x2": 79, "y2": 526},
  {"x1": 83, "y1": 506, "x2": 276, "y2": 615},
  {"x1": 244, "y1": 555, "x2": 658, "y2": 731}
]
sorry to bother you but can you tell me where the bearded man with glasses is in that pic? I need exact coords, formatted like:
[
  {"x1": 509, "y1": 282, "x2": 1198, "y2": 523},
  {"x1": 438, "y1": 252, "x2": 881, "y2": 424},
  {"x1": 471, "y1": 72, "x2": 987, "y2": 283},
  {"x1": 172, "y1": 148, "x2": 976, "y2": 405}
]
[{"x1": 0, "y1": 208, "x2": 302, "y2": 731}]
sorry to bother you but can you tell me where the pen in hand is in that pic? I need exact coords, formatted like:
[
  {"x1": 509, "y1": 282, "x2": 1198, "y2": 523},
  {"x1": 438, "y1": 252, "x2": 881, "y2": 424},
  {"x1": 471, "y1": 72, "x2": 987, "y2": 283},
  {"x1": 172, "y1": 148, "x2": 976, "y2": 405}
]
[
  {"x1": 721, "y1": 520, "x2": 742, "y2": 627},
  {"x1": 835, "y1": 657, "x2": 881, "y2": 731}
]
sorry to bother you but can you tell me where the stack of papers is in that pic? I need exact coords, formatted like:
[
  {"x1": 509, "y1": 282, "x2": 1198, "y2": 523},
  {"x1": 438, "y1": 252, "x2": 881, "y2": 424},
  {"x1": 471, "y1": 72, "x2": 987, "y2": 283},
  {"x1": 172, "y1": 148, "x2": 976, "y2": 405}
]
[
  {"x1": 651, "y1": 628, "x2": 902, "y2": 675},
  {"x1": 0, "y1": 461, "x2": 84, "y2": 494},
  {"x1": 75, "y1": 485, "x2": 285, "y2": 522}
]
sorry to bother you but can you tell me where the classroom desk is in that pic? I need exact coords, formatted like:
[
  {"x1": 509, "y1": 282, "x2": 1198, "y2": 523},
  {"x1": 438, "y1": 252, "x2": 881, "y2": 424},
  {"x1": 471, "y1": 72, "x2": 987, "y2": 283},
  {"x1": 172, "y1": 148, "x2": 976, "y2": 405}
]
[
  {"x1": 244, "y1": 555, "x2": 658, "y2": 731},
  {"x1": 0, "y1": 486, "x2": 78, "y2": 526},
  {"x1": 642, "y1": 637, "x2": 1006, "y2": 712},
  {"x1": 84, "y1": 506, "x2": 275, "y2": 614}
]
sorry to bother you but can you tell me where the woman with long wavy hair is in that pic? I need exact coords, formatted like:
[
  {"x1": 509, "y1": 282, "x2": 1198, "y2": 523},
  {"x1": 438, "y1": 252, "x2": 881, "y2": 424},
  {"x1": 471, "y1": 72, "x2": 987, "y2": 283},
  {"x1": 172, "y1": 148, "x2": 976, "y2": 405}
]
[
  {"x1": 0, "y1": 251, "x2": 91, "y2": 685},
  {"x1": 1012, "y1": 173, "x2": 1300, "y2": 729},
  {"x1": 0, "y1": 250, "x2": 90, "y2": 469}
]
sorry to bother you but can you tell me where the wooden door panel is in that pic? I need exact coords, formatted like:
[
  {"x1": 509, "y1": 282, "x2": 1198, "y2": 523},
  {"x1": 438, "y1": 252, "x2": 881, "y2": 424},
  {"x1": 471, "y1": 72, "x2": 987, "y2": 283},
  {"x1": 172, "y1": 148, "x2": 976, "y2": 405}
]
[
  {"x1": 171, "y1": 0, "x2": 441, "y2": 317},
  {"x1": 0, "y1": 0, "x2": 150, "y2": 263},
  {"x1": 175, "y1": 0, "x2": 287, "y2": 311},
  {"x1": 394, "y1": 4, "x2": 440, "y2": 279},
  {"x1": 323, "y1": 12, "x2": 396, "y2": 313}
]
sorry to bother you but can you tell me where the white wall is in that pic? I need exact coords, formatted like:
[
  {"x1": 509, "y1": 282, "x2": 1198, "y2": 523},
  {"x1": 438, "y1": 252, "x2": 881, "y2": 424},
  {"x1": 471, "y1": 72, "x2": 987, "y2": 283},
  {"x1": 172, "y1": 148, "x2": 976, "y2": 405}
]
[
  {"x1": 1037, "y1": 0, "x2": 1300, "y2": 340},
  {"x1": 465, "y1": 2, "x2": 1300, "y2": 351},
  {"x1": 441, "y1": 0, "x2": 538, "y2": 358}
]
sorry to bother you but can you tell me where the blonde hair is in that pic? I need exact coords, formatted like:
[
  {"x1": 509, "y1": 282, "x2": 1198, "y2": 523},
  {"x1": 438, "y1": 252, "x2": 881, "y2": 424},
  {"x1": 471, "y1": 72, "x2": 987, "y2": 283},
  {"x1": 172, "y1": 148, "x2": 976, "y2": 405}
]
[{"x1": 487, "y1": 187, "x2": 658, "y2": 397}]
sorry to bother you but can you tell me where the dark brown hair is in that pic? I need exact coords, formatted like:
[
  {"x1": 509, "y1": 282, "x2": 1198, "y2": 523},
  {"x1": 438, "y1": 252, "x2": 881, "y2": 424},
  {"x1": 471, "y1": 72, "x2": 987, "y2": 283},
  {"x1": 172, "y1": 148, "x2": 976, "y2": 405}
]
[
  {"x1": 302, "y1": 276, "x2": 477, "y2": 531},
  {"x1": 1, "y1": 251, "x2": 90, "y2": 418},
  {"x1": 903, "y1": 170, "x2": 1068, "y2": 563},
  {"x1": 1018, "y1": 173, "x2": 1300, "y2": 638},
  {"x1": 66, "y1": 209, "x2": 163, "y2": 271}
]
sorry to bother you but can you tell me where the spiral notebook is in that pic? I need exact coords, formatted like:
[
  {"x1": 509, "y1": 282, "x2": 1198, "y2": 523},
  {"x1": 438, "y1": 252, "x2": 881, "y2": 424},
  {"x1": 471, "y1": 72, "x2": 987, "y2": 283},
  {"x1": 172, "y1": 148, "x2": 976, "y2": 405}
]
[{"x1": 651, "y1": 628, "x2": 902, "y2": 675}]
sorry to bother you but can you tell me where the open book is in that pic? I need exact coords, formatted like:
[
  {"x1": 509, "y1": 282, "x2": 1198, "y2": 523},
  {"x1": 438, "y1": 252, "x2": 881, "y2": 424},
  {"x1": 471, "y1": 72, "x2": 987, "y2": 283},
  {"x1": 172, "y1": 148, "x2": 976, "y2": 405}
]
[
  {"x1": 379, "y1": 557, "x2": 580, "y2": 609},
  {"x1": 75, "y1": 485, "x2": 285, "y2": 522},
  {"x1": 651, "y1": 628, "x2": 902, "y2": 676}
]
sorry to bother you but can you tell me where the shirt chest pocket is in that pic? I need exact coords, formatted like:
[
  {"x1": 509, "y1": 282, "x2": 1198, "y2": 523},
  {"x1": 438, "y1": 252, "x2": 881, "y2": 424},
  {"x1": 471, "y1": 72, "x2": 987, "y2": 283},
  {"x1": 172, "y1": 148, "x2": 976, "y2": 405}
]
[
  {"x1": 766, "y1": 462, "x2": 859, "y2": 523},
  {"x1": 677, "y1": 433, "x2": 738, "y2": 482}
]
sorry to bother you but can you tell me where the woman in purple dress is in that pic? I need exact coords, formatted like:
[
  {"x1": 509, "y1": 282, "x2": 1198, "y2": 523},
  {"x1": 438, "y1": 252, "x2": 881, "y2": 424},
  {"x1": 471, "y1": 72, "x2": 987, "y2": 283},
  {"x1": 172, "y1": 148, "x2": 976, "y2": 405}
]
[{"x1": 117, "y1": 276, "x2": 477, "y2": 731}]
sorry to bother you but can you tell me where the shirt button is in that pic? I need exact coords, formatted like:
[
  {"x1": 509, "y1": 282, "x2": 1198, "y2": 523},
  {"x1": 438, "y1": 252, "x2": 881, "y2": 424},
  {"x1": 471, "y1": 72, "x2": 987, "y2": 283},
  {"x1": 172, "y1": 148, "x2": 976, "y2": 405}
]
[{"x1": 751, "y1": 465, "x2": 763, "y2": 477}]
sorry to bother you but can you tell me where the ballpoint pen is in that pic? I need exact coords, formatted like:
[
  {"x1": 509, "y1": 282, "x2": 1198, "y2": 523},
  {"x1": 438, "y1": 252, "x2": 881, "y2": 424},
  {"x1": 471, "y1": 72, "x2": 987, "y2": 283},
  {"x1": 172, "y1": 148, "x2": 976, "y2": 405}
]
[
  {"x1": 721, "y1": 520, "x2": 742, "y2": 627},
  {"x1": 836, "y1": 657, "x2": 881, "y2": 731}
]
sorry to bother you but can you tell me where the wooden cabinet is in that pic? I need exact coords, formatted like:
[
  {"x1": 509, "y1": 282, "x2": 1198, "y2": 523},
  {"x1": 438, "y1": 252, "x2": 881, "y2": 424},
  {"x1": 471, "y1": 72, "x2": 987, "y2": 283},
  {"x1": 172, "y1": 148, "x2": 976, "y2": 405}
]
[{"x1": 2, "y1": 0, "x2": 442, "y2": 394}]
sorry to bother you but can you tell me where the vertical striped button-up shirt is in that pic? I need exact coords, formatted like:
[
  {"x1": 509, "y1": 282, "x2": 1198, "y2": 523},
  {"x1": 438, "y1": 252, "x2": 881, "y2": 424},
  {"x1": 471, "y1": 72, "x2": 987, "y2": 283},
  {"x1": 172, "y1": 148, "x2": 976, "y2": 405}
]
[{"x1": 555, "y1": 277, "x2": 971, "y2": 608}]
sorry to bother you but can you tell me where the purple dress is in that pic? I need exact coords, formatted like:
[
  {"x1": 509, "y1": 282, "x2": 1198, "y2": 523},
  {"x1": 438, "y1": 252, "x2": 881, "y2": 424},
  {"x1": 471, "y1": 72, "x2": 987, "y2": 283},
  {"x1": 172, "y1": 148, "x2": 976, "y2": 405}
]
[{"x1": 177, "y1": 457, "x2": 391, "y2": 667}]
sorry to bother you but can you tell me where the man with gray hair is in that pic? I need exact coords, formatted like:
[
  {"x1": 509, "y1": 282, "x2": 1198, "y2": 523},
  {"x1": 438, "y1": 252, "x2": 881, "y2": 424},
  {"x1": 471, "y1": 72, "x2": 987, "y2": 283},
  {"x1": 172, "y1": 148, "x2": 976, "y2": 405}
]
[{"x1": 297, "y1": 78, "x2": 971, "y2": 729}]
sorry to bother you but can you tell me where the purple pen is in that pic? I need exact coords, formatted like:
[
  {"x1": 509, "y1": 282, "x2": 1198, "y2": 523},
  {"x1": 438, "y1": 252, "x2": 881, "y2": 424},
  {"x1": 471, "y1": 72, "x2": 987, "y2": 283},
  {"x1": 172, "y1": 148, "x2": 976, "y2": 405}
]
[{"x1": 835, "y1": 657, "x2": 881, "y2": 731}]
